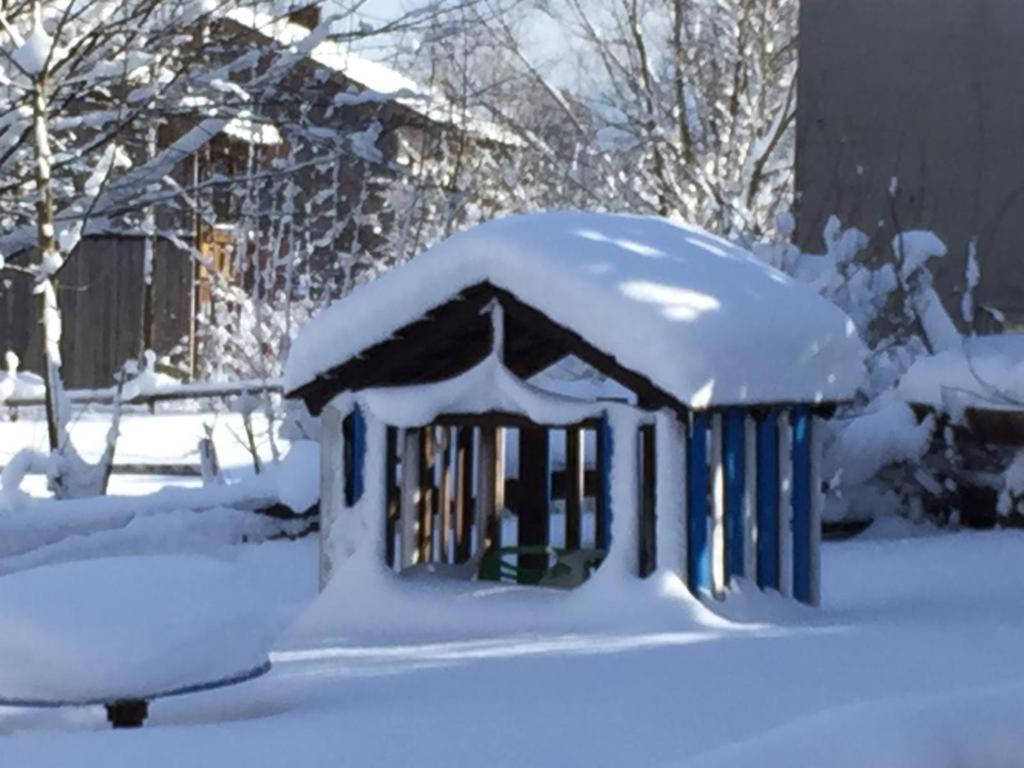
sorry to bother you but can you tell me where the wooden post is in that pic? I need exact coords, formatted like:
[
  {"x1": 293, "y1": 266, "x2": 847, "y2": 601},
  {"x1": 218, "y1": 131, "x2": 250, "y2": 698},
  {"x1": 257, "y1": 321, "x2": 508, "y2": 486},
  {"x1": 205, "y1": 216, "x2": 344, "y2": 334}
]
[
  {"x1": 385, "y1": 427, "x2": 399, "y2": 569},
  {"x1": 476, "y1": 426, "x2": 498, "y2": 556},
  {"x1": 710, "y1": 414, "x2": 726, "y2": 600},
  {"x1": 419, "y1": 428, "x2": 436, "y2": 563},
  {"x1": 756, "y1": 411, "x2": 780, "y2": 590},
  {"x1": 564, "y1": 427, "x2": 584, "y2": 551},
  {"x1": 810, "y1": 415, "x2": 825, "y2": 606},
  {"x1": 723, "y1": 408, "x2": 746, "y2": 582},
  {"x1": 686, "y1": 411, "x2": 710, "y2": 594},
  {"x1": 439, "y1": 428, "x2": 452, "y2": 563},
  {"x1": 743, "y1": 415, "x2": 758, "y2": 581},
  {"x1": 494, "y1": 427, "x2": 506, "y2": 541},
  {"x1": 454, "y1": 428, "x2": 473, "y2": 563},
  {"x1": 639, "y1": 423, "x2": 657, "y2": 578},
  {"x1": 596, "y1": 419, "x2": 613, "y2": 551},
  {"x1": 518, "y1": 425, "x2": 551, "y2": 578},
  {"x1": 792, "y1": 407, "x2": 813, "y2": 604},
  {"x1": 318, "y1": 405, "x2": 344, "y2": 590},
  {"x1": 778, "y1": 410, "x2": 794, "y2": 597},
  {"x1": 400, "y1": 428, "x2": 420, "y2": 569}
]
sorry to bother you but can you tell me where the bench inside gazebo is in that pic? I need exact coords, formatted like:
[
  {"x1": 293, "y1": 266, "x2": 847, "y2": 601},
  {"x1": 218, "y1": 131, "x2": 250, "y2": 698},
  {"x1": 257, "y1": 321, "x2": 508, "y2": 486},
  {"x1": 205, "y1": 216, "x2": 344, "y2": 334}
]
[{"x1": 285, "y1": 212, "x2": 864, "y2": 605}]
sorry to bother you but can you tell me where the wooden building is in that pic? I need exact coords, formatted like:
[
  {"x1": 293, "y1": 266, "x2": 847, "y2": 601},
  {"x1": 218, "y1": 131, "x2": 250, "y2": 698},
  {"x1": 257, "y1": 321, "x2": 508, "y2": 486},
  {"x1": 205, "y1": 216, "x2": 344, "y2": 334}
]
[
  {"x1": 0, "y1": 3, "x2": 507, "y2": 388},
  {"x1": 285, "y1": 212, "x2": 865, "y2": 605}
]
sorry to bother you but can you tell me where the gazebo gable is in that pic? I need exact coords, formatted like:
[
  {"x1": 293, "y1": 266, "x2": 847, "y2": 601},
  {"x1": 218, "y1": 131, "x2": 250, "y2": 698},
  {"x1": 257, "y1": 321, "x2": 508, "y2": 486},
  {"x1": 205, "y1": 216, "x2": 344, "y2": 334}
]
[{"x1": 290, "y1": 281, "x2": 682, "y2": 416}]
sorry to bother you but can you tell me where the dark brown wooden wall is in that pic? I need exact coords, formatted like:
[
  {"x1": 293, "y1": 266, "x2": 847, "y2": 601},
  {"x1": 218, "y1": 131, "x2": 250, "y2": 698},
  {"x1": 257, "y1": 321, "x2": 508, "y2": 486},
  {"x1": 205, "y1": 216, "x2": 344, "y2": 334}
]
[{"x1": 0, "y1": 236, "x2": 192, "y2": 389}]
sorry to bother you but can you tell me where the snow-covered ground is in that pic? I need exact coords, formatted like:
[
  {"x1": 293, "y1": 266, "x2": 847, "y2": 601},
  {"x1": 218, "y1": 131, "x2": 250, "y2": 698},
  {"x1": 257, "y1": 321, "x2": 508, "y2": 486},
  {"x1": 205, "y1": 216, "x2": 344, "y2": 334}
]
[{"x1": 1, "y1": 526, "x2": 1024, "y2": 767}]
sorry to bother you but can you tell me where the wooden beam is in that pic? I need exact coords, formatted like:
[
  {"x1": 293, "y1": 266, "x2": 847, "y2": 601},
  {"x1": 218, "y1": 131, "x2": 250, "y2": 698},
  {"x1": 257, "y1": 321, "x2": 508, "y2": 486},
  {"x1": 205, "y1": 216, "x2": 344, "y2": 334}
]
[{"x1": 564, "y1": 427, "x2": 583, "y2": 551}]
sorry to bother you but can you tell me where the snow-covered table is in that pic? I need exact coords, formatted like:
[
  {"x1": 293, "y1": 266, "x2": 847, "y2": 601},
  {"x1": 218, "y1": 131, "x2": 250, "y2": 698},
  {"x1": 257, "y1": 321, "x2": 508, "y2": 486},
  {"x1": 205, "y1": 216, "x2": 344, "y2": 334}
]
[{"x1": 0, "y1": 555, "x2": 278, "y2": 727}]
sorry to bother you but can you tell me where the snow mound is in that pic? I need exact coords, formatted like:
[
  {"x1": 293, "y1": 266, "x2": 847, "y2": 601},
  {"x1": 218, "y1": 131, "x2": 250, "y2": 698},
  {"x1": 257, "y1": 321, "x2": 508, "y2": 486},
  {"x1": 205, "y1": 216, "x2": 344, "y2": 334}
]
[
  {"x1": 0, "y1": 555, "x2": 278, "y2": 704},
  {"x1": 286, "y1": 212, "x2": 866, "y2": 408}
]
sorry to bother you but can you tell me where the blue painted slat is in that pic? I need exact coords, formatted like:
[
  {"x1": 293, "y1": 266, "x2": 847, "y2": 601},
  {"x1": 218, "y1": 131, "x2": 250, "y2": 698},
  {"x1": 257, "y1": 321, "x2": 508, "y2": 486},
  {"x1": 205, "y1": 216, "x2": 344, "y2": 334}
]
[
  {"x1": 723, "y1": 408, "x2": 746, "y2": 580},
  {"x1": 597, "y1": 416, "x2": 613, "y2": 550},
  {"x1": 792, "y1": 407, "x2": 813, "y2": 604},
  {"x1": 687, "y1": 412, "x2": 710, "y2": 593},
  {"x1": 756, "y1": 412, "x2": 779, "y2": 590},
  {"x1": 344, "y1": 406, "x2": 366, "y2": 507}
]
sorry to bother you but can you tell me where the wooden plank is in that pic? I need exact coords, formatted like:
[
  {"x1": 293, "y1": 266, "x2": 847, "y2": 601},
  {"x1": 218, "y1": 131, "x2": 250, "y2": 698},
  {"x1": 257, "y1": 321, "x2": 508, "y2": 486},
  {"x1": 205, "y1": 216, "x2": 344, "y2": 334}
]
[
  {"x1": 723, "y1": 408, "x2": 746, "y2": 580},
  {"x1": 687, "y1": 411, "x2": 711, "y2": 594},
  {"x1": 439, "y1": 428, "x2": 452, "y2": 563},
  {"x1": 595, "y1": 419, "x2": 613, "y2": 551},
  {"x1": 385, "y1": 426, "x2": 399, "y2": 569},
  {"x1": 778, "y1": 411, "x2": 794, "y2": 597},
  {"x1": 639, "y1": 423, "x2": 657, "y2": 578},
  {"x1": 418, "y1": 428, "x2": 437, "y2": 563},
  {"x1": 564, "y1": 427, "x2": 584, "y2": 551},
  {"x1": 454, "y1": 427, "x2": 473, "y2": 563},
  {"x1": 518, "y1": 426, "x2": 551, "y2": 577},
  {"x1": 400, "y1": 428, "x2": 420, "y2": 569},
  {"x1": 791, "y1": 406, "x2": 813, "y2": 604},
  {"x1": 756, "y1": 411, "x2": 780, "y2": 590},
  {"x1": 710, "y1": 414, "x2": 726, "y2": 600}
]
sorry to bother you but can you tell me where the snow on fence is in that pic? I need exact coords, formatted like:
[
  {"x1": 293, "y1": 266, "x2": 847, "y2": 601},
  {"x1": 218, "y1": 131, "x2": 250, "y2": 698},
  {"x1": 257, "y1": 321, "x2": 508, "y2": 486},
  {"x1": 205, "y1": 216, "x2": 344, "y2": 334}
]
[{"x1": 3, "y1": 377, "x2": 283, "y2": 411}]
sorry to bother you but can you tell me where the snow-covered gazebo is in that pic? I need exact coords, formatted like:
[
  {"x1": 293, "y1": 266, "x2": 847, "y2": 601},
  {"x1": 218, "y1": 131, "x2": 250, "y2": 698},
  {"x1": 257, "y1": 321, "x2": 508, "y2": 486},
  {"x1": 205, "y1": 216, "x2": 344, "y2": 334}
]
[{"x1": 285, "y1": 212, "x2": 864, "y2": 605}]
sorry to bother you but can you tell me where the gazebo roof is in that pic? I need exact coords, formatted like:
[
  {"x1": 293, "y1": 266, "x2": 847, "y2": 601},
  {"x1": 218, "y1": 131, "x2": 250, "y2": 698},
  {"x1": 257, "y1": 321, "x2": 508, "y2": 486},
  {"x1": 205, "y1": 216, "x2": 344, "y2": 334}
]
[{"x1": 285, "y1": 212, "x2": 865, "y2": 410}]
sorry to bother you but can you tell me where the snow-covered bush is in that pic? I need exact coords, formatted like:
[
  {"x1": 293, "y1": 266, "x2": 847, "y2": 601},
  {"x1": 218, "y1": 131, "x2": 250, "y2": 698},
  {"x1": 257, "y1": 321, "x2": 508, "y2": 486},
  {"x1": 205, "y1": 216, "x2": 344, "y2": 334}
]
[{"x1": 755, "y1": 214, "x2": 970, "y2": 523}]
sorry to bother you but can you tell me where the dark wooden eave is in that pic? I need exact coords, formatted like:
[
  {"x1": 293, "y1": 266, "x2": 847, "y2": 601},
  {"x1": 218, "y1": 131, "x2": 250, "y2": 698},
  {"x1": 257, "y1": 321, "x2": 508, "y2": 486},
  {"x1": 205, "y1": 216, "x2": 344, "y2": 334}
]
[{"x1": 289, "y1": 281, "x2": 683, "y2": 416}]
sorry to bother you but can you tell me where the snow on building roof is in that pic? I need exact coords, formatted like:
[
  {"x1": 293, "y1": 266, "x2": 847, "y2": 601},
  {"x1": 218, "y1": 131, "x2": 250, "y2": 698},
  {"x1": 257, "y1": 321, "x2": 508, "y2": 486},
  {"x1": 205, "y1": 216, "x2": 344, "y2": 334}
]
[
  {"x1": 285, "y1": 211, "x2": 866, "y2": 409},
  {"x1": 225, "y1": 9, "x2": 516, "y2": 145}
]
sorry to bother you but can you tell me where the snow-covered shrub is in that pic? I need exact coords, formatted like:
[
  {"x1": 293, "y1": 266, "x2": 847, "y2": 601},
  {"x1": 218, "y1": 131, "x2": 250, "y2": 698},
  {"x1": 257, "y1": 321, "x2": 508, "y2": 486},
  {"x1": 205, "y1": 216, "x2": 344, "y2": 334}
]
[{"x1": 755, "y1": 214, "x2": 969, "y2": 522}]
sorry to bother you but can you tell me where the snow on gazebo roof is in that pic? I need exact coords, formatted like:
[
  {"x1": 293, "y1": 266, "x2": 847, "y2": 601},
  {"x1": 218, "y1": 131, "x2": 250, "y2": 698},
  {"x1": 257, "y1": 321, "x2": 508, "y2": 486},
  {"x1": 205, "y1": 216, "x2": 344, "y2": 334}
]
[{"x1": 285, "y1": 212, "x2": 865, "y2": 408}]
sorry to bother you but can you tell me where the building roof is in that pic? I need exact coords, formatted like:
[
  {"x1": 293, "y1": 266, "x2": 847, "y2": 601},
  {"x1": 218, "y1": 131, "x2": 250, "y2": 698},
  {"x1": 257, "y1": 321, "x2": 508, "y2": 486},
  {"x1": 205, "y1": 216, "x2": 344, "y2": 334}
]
[
  {"x1": 285, "y1": 211, "x2": 866, "y2": 409},
  {"x1": 225, "y1": 8, "x2": 515, "y2": 145}
]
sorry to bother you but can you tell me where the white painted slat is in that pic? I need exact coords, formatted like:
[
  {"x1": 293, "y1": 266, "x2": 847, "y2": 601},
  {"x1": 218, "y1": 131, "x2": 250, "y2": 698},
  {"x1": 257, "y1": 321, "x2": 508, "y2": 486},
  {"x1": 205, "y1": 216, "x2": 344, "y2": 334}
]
[
  {"x1": 318, "y1": 405, "x2": 344, "y2": 590},
  {"x1": 654, "y1": 411, "x2": 687, "y2": 581},
  {"x1": 710, "y1": 414, "x2": 726, "y2": 600}
]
